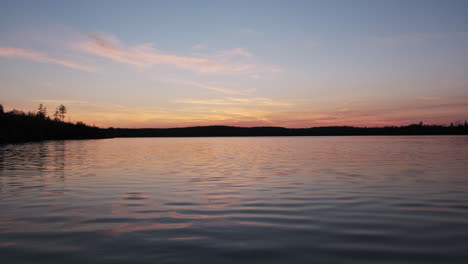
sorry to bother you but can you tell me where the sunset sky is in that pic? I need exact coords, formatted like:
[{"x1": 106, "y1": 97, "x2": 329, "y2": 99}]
[{"x1": 1, "y1": 0, "x2": 468, "y2": 128}]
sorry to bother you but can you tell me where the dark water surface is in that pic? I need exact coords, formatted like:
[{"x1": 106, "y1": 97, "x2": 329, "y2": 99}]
[{"x1": 1, "y1": 136, "x2": 468, "y2": 263}]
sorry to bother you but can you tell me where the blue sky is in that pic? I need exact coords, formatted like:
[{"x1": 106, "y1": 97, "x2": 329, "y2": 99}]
[{"x1": 1, "y1": 0, "x2": 468, "y2": 127}]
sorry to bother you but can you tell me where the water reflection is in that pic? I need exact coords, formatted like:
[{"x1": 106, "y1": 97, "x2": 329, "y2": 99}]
[{"x1": 1, "y1": 137, "x2": 468, "y2": 263}]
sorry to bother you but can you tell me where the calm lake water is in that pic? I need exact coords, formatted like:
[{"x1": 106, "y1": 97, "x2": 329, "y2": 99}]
[{"x1": 1, "y1": 136, "x2": 468, "y2": 263}]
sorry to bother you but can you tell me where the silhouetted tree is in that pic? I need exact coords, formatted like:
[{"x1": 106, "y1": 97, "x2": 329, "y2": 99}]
[
  {"x1": 0, "y1": 105, "x2": 108, "y2": 143},
  {"x1": 37, "y1": 104, "x2": 47, "y2": 119},
  {"x1": 11, "y1": 109, "x2": 23, "y2": 115},
  {"x1": 0, "y1": 104, "x2": 3, "y2": 114},
  {"x1": 54, "y1": 105, "x2": 67, "y2": 121}
]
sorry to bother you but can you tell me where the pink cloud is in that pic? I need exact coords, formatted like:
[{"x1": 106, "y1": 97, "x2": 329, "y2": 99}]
[
  {"x1": 174, "y1": 97, "x2": 291, "y2": 106},
  {"x1": 164, "y1": 78, "x2": 251, "y2": 95},
  {"x1": 216, "y1": 48, "x2": 252, "y2": 58},
  {"x1": 0, "y1": 47, "x2": 97, "y2": 72},
  {"x1": 77, "y1": 34, "x2": 252, "y2": 73}
]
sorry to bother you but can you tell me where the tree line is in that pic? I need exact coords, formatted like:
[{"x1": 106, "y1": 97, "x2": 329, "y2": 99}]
[
  {"x1": 34, "y1": 104, "x2": 67, "y2": 121},
  {"x1": 1, "y1": 103, "x2": 467, "y2": 143},
  {"x1": 0, "y1": 104, "x2": 109, "y2": 143}
]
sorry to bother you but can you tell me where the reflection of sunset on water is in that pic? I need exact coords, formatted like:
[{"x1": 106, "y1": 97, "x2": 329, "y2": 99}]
[
  {"x1": 1, "y1": 137, "x2": 468, "y2": 262},
  {"x1": 108, "y1": 222, "x2": 192, "y2": 235},
  {"x1": 1, "y1": 1, "x2": 468, "y2": 263}
]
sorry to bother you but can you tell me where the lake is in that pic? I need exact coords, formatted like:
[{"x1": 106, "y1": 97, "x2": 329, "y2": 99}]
[{"x1": 1, "y1": 136, "x2": 468, "y2": 263}]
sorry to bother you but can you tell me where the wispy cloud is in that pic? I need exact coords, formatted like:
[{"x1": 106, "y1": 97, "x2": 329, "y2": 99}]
[
  {"x1": 270, "y1": 98, "x2": 468, "y2": 127},
  {"x1": 77, "y1": 34, "x2": 253, "y2": 73},
  {"x1": 32, "y1": 99, "x2": 89, "y2": 105},
  {"x1": 164, "y1": 78, "x2": 254, "y2": 95},
  {"x1": 250, "y1": 74, "x2": 260, "y2": 79},
  {"x1": 175, "y1": 97, "x2": 291, "y2": 106},
  {"x1": 0, "y1": 47, "x2": 97, "y2": 72},
  {"x1": 192, "y1": 43, "x2": 207, "y2": 50},
  {"x1": 416, "y1": 96, "x2": 440, "y2": 101},
  {"x1": 216, "y1": 48, "x2": 252, "y2": 58}
]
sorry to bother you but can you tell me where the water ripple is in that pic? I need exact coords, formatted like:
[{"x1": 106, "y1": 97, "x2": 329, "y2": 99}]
[{"x1": 1, "y1": 137, "x2": 468, "y2": 263}]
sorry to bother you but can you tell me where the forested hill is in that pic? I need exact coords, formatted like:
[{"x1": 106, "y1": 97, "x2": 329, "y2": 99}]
[
  {"x1": 1, "y1": 104, "x2": 467, "y2": 144},
  {"x1": 109, "y1": 123, "x2": 468, "y2": 137},
  {"x1": 0, "y1": 105, "x2": 110, "y2": 143}
]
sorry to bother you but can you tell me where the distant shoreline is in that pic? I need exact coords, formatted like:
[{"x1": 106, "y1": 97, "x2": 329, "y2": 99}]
[
  {"x1": 4, "y1": 125, "x2": 468, "y2": 144},
  {"x1": 108, "y1": 125, "x2": 468, "y2": 138},
  {"x1": 1, "y1": 106, "x2": 467, "y2": 144}
]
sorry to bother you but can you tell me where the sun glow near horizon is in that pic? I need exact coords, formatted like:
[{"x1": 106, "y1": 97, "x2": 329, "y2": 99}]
[{"x1": 1, "y1": 1, "x2": 468, "y2": 128}]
